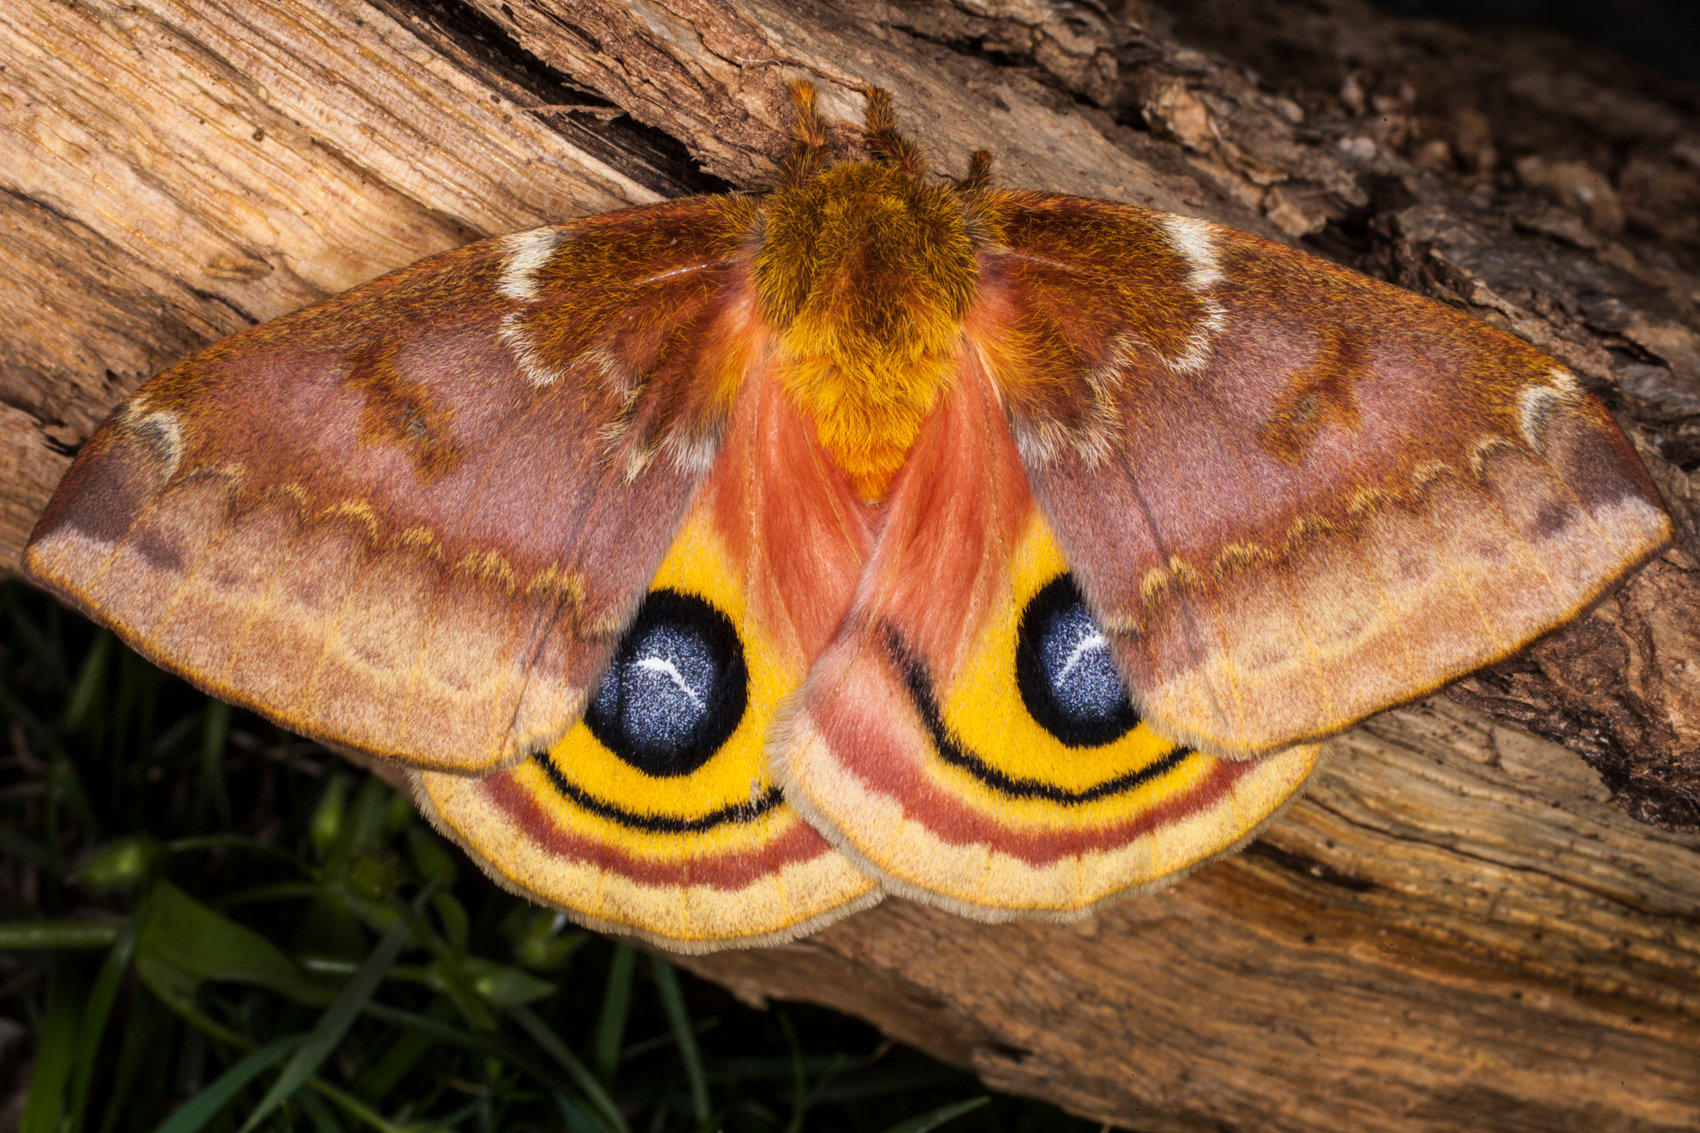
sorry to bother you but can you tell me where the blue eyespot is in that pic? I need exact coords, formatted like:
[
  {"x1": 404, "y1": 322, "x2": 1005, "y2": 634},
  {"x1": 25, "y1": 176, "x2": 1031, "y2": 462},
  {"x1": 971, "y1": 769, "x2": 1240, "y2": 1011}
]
[
  {"x1": 1015, "y1": 574, "x2": 1140, "y2": 747},
  {"x1": 583, "y1": 589, "x2": 748, "y2": 777}
]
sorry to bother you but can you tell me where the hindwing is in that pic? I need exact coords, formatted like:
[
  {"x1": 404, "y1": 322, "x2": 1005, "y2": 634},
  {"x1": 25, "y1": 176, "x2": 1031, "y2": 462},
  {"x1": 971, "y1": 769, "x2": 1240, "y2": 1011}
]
[
  {"x1": 417, "y1": 375, "x2": 880, "y2": 949},
  {"x1": 776, "y1": 364, "x2": 1319, "y2": 918}
]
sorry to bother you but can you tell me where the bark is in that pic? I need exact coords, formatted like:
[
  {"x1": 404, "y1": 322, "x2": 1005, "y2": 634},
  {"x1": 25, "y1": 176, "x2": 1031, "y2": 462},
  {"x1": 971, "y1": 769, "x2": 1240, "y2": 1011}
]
[{"x1": 2, "y1": 1, "x2": 1698, "y2": 1129}]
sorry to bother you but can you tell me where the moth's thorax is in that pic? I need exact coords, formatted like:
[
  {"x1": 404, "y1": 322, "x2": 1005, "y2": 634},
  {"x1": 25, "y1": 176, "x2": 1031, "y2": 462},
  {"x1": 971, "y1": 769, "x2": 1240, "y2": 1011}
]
[{"x1": 756, "y1": 161, "x2": 978, "y2": 498}]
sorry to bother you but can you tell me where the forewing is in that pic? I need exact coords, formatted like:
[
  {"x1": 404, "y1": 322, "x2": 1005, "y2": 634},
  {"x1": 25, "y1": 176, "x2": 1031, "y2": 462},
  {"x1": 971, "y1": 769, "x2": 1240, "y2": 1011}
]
[
  {"x1": 26, "y1": 198, "x2": 767, "y2": 773},
  {"x1": 415, "y1": 374, "x2": 880, "y2": 950},
  {"x1": 777, "y1": 363, "x2": 1319, "y2": 920},
  {"x1": 970, "y1": 193, "x2": 1671, "y2": 756}
]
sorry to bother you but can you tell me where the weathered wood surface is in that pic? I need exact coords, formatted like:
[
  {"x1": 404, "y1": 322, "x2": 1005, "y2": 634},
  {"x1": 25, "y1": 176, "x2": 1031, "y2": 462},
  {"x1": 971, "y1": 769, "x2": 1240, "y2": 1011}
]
[{"x1": 3, "y1": 1, "x2": 1698, "y2": 1129}]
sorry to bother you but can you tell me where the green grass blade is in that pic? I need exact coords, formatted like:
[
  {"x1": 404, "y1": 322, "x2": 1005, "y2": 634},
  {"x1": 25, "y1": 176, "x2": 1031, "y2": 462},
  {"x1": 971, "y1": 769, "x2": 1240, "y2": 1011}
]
[
  {"x1": 621, "y1": 1014, "x2": 718, "y2": 1062},
  {"x1": 429, "y1": 890, "x2": 469, "y2": 955},
  {"x1": 309, "y1": 776, "x2": 350, "y2": 859},
  {"x1": 48, "y1": 749, "x2": 101, "y2": 850},
  {"x1": 593, "y1": 945, "x2": 635, "y2": 1083},
  {"x1": 510, "y1": 1005, "x2": 630, "y2": 1133},
  {"x1": 66, "y1": 927, "x2": 137, "y2": 1132},
  {"x1": 61, "y1": 628, "x2": 113, "y2": 732},
  {"x1": 878, "y1": 1096, "x2": 990, "y2": 1133},
  {"x1": 0, "y1": 921, "x2": 122, "y2": 950},
  {"x1": 555, "y1": 1094, "x2": 613, "y2": 1133},
  {"x1": 778, "y1": 1012, "x2": 806, "y2": 1133},
  {"x1": 649, "y1": 955, "x2": 710, "y2": 1124},
  {"x1": 358, "y1": 1003, "x2": 442, "y2": 1105},
  {"x1": 235, "y1": 907, "x2": 415, "y2": 1132},
  {"x1": 195, "y1": 700, "x2": 232, "y2": 829},
  {"x1": 295, "y1": 1090, "x2": 347, "y2": 1133},
  {"x1": 150, "y1": 1034, "x2": 306, "y2": 1133},
  {"x1": 358, "y1": 999, "x2": 584, "y2": 1109},
  {"x1": 134, "y1": 881, "x2": 334, "y2": 1007},
  {"x1": 98, "y1": 975, "x2": 171, "y2": 1133},
  {"x1": 19, "y1": 967, "x2": 82, "y2": 1133},
  {"x1": 339, "y1": 777, "x2": 394, "y2": 861}
]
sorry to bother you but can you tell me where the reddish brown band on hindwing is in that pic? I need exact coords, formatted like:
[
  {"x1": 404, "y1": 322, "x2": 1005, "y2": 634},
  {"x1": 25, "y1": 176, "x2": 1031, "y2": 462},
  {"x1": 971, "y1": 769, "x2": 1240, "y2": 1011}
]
[{"x1": 25, "y1": 199, "x2": 766, "y2": 774}]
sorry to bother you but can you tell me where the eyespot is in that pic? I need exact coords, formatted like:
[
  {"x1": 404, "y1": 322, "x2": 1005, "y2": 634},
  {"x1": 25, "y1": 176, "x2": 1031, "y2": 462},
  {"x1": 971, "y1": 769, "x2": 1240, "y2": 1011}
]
[
  {"x1": 1015, "y1": 574, "x2": 1140, "y2": 747},
  {"x1": 583, "y1": 589, "x2": 748, "y2": 778}
]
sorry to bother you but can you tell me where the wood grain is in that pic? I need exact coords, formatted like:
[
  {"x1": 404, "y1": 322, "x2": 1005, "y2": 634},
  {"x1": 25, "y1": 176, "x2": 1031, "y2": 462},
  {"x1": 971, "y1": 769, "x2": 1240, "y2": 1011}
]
[
  {"x1": 3, "y1": 0, "x2": 1698, "y2": 1128},
  {"x1": 685, "y1": 698, "x2": 1700, "y2": 1132}
]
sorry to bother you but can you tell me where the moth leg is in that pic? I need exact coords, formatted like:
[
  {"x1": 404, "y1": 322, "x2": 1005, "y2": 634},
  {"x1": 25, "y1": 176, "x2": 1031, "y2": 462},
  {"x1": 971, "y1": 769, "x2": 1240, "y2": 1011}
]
[
  {"x1": 863, "y1": 87, "x2": 926, "y2": 177},
  {"x1": 781, "y1": 79, "x2": 829, "y2": 187}
]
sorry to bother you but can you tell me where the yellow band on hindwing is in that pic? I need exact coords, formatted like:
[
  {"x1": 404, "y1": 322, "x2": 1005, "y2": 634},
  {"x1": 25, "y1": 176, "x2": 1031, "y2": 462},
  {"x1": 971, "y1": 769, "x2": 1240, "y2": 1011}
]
[
  {"x1": 932, "y1": 515, "x2": 1210, "y2": 829},
  {"x1": 416, "y1": 488, "x2": 879, "y2": 949},
  {"x1": 528, "y1": 505, "x2": 796, "y2": 857}
]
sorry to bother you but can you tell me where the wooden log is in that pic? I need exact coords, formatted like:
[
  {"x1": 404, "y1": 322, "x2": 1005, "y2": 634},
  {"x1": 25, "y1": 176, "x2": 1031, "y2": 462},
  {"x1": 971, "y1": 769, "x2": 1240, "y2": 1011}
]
[
  {"x1": 3, "y1": 1, "x2": 1697, "y2": 1128},
  {"x1": 686, "y1": 698, "x2": 1700, "y2": 1132}
]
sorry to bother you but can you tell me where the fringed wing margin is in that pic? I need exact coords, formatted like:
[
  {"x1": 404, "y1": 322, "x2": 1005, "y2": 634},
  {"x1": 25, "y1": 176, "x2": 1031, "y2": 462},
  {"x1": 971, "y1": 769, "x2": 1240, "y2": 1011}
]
[
  {"x1": 968, "y1": 193, "x2": 1671, "y2": 757},
  {"x1": 26, "y1": 198, "x2": 767, "y2": 773}
]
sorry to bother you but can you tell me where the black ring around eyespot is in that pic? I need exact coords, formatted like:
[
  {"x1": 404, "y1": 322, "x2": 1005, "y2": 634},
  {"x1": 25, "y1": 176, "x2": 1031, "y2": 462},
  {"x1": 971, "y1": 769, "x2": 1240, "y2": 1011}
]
[
  {"x1": 885, "y1": 628, "x2": 1194, "y2": 804},
  {"x1": 582, "y1": 588, "x2": 748, "y2": 779},
  {"x1": 1015, "y1": 574, "x2": 1142, "y2": 748},
  {"x1": 532, "y1": 752, "x2": 784, "y2": 834}
]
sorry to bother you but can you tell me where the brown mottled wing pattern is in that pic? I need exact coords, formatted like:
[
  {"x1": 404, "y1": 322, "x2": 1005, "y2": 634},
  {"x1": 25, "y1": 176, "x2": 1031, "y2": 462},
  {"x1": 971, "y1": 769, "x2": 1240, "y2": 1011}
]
[
  {"x1": 970, "y1": 192, "x2": 1671, "y2": 756},
  {"x1": 25, "y1": 197, "x2": 767, "y2": 773}
]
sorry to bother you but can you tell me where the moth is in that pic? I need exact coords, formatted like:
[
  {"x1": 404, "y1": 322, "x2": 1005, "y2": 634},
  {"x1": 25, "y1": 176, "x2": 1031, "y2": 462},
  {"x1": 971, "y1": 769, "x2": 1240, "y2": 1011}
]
[{"x1": 26, "y1": 84, "x2": 1670, "y2": 952}]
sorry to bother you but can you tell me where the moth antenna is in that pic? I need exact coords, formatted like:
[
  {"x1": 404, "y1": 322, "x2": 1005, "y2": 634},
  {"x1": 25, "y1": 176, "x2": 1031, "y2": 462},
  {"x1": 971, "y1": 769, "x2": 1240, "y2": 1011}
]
[
  {"x1": 959, "y1": 149, "x2": 995, "y2": 191},
  {"x1": 863, "y1": 87, "x2": 925, "y2": 176},
  {"x1": 781, "y1": 79, "x2": 829, "y2": 187}
]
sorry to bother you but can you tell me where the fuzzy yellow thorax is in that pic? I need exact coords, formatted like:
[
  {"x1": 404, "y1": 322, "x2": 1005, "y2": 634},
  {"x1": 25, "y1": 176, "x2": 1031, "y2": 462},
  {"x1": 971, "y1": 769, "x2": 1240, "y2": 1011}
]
[{"x1": 756, "y1": 160, "x2": 978, "y2": 499}]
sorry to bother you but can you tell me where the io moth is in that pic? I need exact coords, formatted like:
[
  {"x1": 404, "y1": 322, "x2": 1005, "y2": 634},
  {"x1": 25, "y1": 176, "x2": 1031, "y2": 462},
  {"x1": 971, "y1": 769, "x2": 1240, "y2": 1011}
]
[{"x1": 25, "y1": 85, "x2": 1670, "y2": 952}]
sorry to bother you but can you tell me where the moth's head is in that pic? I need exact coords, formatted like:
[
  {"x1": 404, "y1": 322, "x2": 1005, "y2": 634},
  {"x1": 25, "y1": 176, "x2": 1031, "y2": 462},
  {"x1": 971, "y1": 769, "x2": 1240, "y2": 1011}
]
[
  {"x1": 754, "y1": 82, "x2": 987, "y2": 498},
  {"x1": 755, "y1": 159, "x2": 976, "y2": 341}
]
